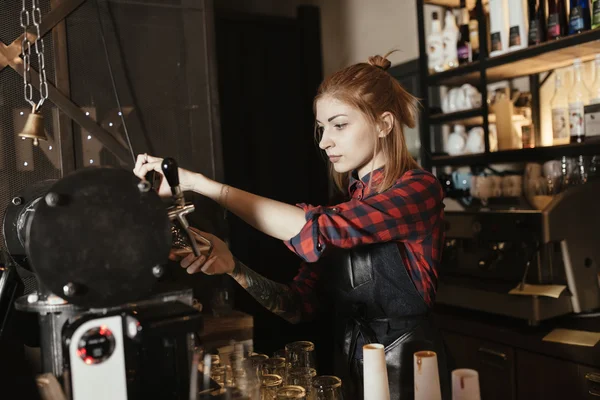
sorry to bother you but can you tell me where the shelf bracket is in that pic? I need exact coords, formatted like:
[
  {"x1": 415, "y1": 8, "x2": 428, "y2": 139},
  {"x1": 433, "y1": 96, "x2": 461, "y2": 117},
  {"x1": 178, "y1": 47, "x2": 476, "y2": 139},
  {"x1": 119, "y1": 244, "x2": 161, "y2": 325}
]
[{"x1": 540, "y1": 70, "x2": 554, "y2": 87}]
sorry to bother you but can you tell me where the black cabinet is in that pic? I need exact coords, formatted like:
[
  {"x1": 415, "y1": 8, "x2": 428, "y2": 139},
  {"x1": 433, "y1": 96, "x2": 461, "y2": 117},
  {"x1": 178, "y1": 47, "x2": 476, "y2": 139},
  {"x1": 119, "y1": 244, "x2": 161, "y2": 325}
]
[
  {"x1": 443, "y1": 330, "x2": 600, "y2": 399},
  {"x1": 515, "y1": 350, "x2": 580, "y2": 399}
]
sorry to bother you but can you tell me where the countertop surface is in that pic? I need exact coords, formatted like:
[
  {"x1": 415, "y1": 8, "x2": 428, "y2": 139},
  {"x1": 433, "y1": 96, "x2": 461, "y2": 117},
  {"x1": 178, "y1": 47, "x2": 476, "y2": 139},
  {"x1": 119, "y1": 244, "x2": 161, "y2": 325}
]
[{"x1": 433, "y1": 305, "x2": 600, "y2": 368}]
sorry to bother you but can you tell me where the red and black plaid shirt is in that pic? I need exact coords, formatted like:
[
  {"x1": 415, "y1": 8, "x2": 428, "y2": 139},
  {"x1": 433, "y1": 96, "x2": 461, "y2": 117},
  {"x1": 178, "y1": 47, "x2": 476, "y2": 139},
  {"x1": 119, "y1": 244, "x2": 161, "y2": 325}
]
[{"x1": 285, "y1": 168, "x2": 445, "y2": 320}]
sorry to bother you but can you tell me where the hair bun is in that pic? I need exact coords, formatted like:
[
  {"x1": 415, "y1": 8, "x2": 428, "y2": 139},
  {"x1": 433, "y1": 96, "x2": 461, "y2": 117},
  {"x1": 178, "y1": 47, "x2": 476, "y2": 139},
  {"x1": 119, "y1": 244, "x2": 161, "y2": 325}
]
[{"x1": 368, "y1": 55, "x2": 391, "y2": 71}]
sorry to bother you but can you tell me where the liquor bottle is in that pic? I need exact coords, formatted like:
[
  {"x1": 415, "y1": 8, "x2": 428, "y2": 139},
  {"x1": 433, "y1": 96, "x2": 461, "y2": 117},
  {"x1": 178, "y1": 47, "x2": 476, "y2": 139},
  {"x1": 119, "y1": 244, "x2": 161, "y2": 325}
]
[
  {"x1": 590, "y1": 54, "x2": 600, "y2": 104},
  {"x1": 593, "y1": 0, "x2": 600, "y2": 29},
  {"x1": 457, "y1": 1, "x2": 473, "y2": 64},
  {"x1": 468, "y1": 7, "x2": 480, "y2": 60},
  {"x1": 551, "y1": 72, "x2": 570, "y2": 145},
  {"x1": 568, "y1": 58, "x2": 591, "y2": 143},
  {"x1": 508, "y1": 0, "x2": 528, "y2": 50},
  {"x1": 427, "y1": 12, "x2": 445, "y2": 73},
  {"x1": 547, "y1": 0, "x2": 568, "y2": 39},
  {"x1": 528, "y1": 0, "x2": 546, "y2": 45},
  {"x1": 489, "y1": 0, "x2": 510, "y2": 56},
  {"x1": 569, "y1": 0, "x2": 592, "y2": 34},
  {"x1": 442, "y1": 10, "x2": 460, "y2": 69}
]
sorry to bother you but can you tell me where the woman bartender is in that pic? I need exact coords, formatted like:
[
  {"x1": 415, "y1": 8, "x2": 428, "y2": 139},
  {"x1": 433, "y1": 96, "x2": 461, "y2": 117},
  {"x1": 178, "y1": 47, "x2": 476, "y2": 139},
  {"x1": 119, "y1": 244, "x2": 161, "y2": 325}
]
[{"x1": 134, "y1": 53, "x2": 450, "y2": 399}]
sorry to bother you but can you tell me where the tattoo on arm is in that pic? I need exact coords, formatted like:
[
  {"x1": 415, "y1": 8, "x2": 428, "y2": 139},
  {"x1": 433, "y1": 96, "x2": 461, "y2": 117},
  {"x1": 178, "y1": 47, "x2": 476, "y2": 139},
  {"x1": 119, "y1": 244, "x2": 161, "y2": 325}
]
[{"x1": 230, "y1": 258, "x2": 301, "y2": 324}]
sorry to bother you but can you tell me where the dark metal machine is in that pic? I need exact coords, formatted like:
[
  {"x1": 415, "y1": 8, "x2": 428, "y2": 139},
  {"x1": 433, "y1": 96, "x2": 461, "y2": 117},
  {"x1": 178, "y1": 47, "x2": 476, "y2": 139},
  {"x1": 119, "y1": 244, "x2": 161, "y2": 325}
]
[
  {"x1": 1, "y1": 158, "x2": 211, "y2": 399},
  {"x1": 437, "y1": 180, "x2": 600, "y2": 325}
]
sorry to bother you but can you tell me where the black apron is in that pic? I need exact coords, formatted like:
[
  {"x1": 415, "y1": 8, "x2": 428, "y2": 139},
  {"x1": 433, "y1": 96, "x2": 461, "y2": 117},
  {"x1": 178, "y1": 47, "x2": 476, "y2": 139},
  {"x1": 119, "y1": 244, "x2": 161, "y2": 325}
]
[{"x1": 325, "y1": 242, "x2": 451, "y2": 400}]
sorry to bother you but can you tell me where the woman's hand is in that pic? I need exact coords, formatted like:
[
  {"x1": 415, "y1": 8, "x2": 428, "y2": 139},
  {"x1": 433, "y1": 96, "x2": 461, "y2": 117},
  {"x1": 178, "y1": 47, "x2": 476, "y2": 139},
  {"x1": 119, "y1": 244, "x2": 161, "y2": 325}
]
[
  {"x1": 173, "y1": 228, "x2": 235, "y2": 275},
  {"x1": 133, "y1": 153, "x2": 200, "y2": 197}
]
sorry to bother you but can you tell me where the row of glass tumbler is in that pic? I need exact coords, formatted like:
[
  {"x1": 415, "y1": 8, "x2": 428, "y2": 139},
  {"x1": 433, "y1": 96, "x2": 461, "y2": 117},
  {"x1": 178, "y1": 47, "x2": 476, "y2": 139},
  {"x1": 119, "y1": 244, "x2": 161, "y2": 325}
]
[{"x1": 207, "y1": 341, "x2": 343, "y2": 399}]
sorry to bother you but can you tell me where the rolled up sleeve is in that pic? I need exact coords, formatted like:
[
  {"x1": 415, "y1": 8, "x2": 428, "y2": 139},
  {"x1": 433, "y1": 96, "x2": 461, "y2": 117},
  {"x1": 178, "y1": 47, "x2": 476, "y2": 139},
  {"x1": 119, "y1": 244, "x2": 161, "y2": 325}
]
[{"x1": 283, "y1": 171, "x2": 444, "y2": 263}]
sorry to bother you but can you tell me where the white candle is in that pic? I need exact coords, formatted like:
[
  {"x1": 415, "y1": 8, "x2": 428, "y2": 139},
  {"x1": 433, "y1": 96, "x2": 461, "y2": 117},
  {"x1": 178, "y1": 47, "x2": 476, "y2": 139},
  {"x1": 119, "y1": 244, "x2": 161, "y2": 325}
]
[
  {"x1": 452, "y1": 369, "x2": 481, "y2": 400},
  {"x1": 363, "y1": 344, "x2": 390, "y2": 400},
  {"x1": 414, "y1": 350, "x2": 441, "y2": 400}
]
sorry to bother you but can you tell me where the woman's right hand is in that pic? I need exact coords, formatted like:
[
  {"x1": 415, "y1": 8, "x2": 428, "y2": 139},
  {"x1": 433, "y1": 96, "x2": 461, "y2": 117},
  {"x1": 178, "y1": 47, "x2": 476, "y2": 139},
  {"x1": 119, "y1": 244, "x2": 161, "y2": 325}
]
[{"x1": 133, "y1": 153, "x2": 199, "y2": 197}]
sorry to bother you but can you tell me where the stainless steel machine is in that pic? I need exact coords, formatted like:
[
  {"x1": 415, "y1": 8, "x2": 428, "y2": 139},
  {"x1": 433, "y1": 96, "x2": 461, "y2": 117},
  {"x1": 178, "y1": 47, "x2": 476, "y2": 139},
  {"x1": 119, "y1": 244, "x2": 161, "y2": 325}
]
[
  {"x1": 0, "y1": 158, "x2": 230, "y2": 399},
  {"x1": 437, "y1": 180, "x2": 600, "y2": 325}
]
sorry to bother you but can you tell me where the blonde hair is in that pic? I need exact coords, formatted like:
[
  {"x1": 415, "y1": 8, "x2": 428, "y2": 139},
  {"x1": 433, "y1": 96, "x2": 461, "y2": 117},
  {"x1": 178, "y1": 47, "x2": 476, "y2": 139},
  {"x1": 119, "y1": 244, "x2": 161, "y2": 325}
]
[{"x1": 314, "y1": 51, "x2": 420, "y2": 194}]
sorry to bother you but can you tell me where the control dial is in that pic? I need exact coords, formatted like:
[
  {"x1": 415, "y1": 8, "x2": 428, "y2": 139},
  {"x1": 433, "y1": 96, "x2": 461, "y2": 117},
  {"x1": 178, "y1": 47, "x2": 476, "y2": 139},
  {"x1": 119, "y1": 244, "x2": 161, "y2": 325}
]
[{"x1": 76, "y1": 325, "x2": 116, "y2": 365}]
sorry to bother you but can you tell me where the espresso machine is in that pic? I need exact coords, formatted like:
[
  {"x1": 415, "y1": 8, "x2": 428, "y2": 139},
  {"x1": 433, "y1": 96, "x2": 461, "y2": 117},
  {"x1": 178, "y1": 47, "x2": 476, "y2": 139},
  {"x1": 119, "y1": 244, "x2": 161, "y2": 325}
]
[
  {"x1": 437, "y1": 180, "x2": 600, "y2": 326},
  {"x1": 1, "y1": 159, "x2": 210, "y2": 399}
]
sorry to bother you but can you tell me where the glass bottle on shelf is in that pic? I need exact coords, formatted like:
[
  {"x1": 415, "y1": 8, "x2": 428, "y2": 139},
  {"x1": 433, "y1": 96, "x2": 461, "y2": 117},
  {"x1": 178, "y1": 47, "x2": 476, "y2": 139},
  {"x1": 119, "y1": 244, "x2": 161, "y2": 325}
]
[
  {"x1": 528, "y1": 0, "x2": 546, "y2": 46},
  {"x1": 547, "y1": 0, "x2": 568, "y2": 40},
  {"x1": 593, "y1": 0, "x2": 600, "y2": 29},
  {"x1": 590, "y1": 54, "x2": 600, "y2": 104},
  {"x1": 568, "y1": 0, "x2": 592, "y2": 35},
  {"x1": 427, "y1": 11, "x2": 445, "y2": 73},
  {"x1": 521, "y1": 108, "x2": 535, "y2": 148},
  {"x1": 568, "y1": 58, "x2": 591, "y2": 143},
  {"x1": 551, "y1": 71, "x2": 570, "y2": 145},
  {"x1": 442, "y1": 10, "x2": 460, "y2": 69},
  {"x1": 508, "y1": 0, "x2": 528, "y2": 50},
  {"x1": 469, "y1": 6, "x2": 480, "y2": 60},
  {"x1": 457, "y1": 1, "x2": 473, "y2": 64}
]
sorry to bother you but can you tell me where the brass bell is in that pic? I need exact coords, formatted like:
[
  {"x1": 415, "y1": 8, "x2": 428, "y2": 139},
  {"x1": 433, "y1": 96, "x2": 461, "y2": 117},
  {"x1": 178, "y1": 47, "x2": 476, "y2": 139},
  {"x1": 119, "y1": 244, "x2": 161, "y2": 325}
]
[{"x1": 18, "y1": 111, "x2": 47, "y2": 146}]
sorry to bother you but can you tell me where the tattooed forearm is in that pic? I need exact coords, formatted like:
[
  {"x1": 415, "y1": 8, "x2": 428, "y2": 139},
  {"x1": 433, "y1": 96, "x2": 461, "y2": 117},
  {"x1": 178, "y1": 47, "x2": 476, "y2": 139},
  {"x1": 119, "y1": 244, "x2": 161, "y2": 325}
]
[{"x1": 229, "y1": 258, "x2": 301, "y2": 324}]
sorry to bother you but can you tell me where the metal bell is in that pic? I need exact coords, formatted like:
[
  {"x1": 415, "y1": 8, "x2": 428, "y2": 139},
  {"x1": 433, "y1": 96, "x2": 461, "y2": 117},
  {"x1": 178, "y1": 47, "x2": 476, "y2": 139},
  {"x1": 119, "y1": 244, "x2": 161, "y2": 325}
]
[{"x1": 18, "y1": 111, "x2": 47, "y2": 146}]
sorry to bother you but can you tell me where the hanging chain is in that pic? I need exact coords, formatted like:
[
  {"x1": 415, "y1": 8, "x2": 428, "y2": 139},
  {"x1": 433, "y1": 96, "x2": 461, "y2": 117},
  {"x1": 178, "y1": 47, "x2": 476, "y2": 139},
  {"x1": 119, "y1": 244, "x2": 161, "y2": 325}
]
[
  {"x1": 20, "y1": 0, "x2": 49, "y2": 112},
  {"x1": 20, "y1": 0, "x2": 34, "y2": 109}
]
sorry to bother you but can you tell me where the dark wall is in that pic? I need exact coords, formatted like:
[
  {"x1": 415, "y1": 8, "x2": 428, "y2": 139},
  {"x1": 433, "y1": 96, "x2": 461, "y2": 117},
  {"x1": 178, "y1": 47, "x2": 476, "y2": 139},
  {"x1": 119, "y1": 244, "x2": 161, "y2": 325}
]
[{"x1": 214, "y1": 6, "x2": 332, "y2": 369}]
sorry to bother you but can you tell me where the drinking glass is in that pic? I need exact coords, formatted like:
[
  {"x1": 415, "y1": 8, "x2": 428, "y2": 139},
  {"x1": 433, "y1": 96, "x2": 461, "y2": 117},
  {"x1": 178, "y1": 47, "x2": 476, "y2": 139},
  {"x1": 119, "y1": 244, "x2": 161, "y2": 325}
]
[
  {"x1": 286, "y1": 367, "x2": 316, "y2": 395},
  {"x1": 260, "y1": 374, "x2": 283, "y2": 400},
  {"x1": 261, "y1": 357, "x2": 287, "y2": 380},
  {"x1": 285, "y1": 341, "x2": 316, "y2": 370},
  {"x1": 273, "y1": 349, "x2": 286, "y2": 359},
  {"x1": 210, "y1": 366, "x2": 226, "y2": 388},
  {"x1": 310, "y1": 376, "x2": 343, "y2": 400},
  {"x1": 275, "y1": 385, "x2": 307, "y2": 399},
  {"x1": 249, "y1": 354, "x2": 270, "y2": 378}
]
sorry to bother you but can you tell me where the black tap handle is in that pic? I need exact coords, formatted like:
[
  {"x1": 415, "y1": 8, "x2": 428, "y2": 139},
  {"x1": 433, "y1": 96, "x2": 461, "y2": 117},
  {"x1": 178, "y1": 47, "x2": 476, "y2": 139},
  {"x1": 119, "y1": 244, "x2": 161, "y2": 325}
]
[{"x1": 161, "y1": 157, "x2": 179, "y2": 189}]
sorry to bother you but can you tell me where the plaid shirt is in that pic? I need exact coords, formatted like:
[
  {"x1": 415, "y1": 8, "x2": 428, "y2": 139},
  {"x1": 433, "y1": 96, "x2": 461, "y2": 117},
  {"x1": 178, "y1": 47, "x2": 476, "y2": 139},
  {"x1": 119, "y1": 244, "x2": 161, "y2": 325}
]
[{"x1": 285, "y1": 168, "x2": 445, "y2": 319}]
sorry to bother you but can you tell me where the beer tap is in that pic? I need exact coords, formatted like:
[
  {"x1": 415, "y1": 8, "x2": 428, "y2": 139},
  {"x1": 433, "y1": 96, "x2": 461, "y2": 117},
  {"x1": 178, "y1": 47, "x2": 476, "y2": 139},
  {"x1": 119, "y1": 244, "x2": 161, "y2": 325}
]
[{"x1": 161, "y1": 157, "x2": 213, "y2": 259}]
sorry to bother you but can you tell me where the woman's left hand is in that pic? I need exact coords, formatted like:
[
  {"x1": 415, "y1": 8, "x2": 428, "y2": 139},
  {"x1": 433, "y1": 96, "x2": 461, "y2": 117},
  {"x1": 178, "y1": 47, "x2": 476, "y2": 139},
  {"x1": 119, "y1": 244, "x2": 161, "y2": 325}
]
[{"x1": 175, "y1": 228, "x2": 235, "y2": 275}]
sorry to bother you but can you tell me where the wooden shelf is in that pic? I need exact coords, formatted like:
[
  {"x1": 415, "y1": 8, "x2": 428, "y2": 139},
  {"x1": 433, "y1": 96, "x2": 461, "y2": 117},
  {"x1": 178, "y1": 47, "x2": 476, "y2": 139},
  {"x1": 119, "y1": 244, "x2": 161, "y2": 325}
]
[
  {"x1": 431, "y1": 142, "x2": 600, "y2": 166},
  {"x1": 424, "y1": 0, "x2": 480, "y2": 8},
  {"x1": 428, "y1": 61, "x2": 481, "y2": 86},
  {"x1": 486, "y1": 28, "x2": 600, "y2": 83},
  {"x1": 426, "y1": 29, "x2": 600, "y2": 87},
  {"x1": 424, "y1": 0, "x2": 460, "y2": 6},
  {"x1": 430, "y1": 108, "x2": 485, "y2": 125},
  {"x1": 429, "y1": 110, "x2": 527, "y2": 126}
]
